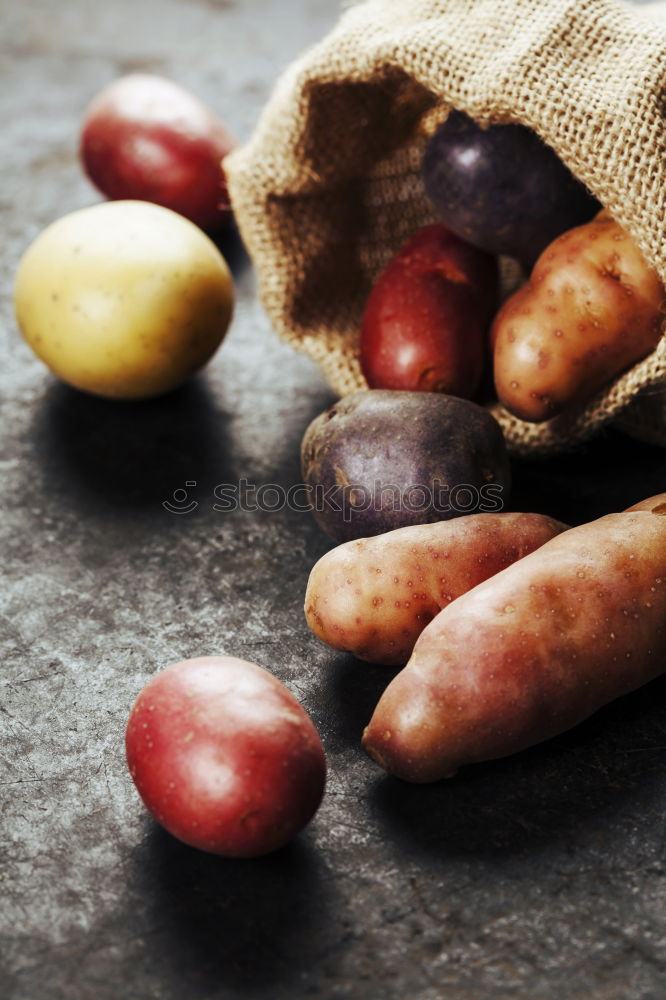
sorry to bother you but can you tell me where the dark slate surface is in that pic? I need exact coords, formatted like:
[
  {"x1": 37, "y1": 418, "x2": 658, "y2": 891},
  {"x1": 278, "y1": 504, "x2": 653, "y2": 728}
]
[{"x1": 3, "y1": 1, "x2": 666, "y2": 998}]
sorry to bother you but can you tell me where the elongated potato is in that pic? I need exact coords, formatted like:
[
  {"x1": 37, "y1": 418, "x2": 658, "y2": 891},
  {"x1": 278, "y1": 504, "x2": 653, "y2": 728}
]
[
  {"x1": 305, "y1": 512, "x2": 568, "y2": 666},
  {"x1": 492, "y1": 212, "x2": 666, "y2": 422},
  {"x1": 363, "y1": 495, "x2": 666, "y2": 782}
]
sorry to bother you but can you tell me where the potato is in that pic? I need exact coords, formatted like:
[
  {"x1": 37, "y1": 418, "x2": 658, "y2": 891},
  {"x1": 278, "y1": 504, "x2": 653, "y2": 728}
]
[
  {"x1": 362, "y1": 494, "x2": 666, "y2": 782},
  {"x1": 125, "y1": 656, "x2": 326, "y2": 857},
  {"x1": 359, "y1": 223, "x2": 498, "y2": 398},
  {"x1": 14, "y1": 200, "x2": 233, "y2": 399},
  {"x1": 80, "y1": 74, "x2": 235, "y2": 232},
  {"x1": 492, "y1": 212, "x2": 666, "y2": 422},
  {"x1": 305, "y1": 512, "x2": 568, "y2": 666},
  {"x1": 300, "y1": 390, "x2": 511, "y2": 543},
  {"x1": 422, "y1": 111, "x2": 599, "y2": 269}
]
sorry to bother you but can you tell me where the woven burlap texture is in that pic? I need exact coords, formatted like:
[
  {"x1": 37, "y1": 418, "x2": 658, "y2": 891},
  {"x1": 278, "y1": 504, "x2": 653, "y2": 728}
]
[{"x1": 225, "y1": 0, "x2": 666, "y2": 455}]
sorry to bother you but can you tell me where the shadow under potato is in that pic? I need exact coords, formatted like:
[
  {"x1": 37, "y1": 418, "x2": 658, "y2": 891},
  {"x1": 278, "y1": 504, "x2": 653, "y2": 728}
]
[
  {"x1": 367, "y1": 671, "x2": 666, "y2": 861},
  {"x1": 210, "y1": 221, "x2": 252, "y2": 287},
  {"x1": 316, "y1": 651, "x2": 398, "y2": 755},
  {"x1": 30, "y1": 377, "x2": 236, "y2": 515},
  {"x1": 128, "y1": 824, "x2": 335, "y2": 995},
  {"x1": 509, "y1": 426, "x2": 666, "y2": 527}
]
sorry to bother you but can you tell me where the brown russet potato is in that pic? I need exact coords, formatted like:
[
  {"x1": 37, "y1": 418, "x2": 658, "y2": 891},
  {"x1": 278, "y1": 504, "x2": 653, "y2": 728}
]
[
  {"x1": 362, "y1": 494, "x2": 666, "y2": 782},
  {"x1": 492, "y1": 212, "x2": 666, "y2": 422},
  {"x1": 305, "y1": 512, "x2": 567, "y2": 666}
]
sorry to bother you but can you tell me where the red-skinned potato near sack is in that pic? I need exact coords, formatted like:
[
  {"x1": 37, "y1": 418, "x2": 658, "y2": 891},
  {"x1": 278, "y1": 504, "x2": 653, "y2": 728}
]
[
  {"x1": 492, "y1": 211, "x2": 666, "y2": 422},
  {"x1": 80, "y1": 74, "x2": 235, "y2": 232},
  {"x1": 305, "y1": 512, "x2": 568, "y2": 666},
  {"x1": 360, "y1": 223, "x2": 499, "y2": 399},
  {"x1": 363, "y1": 494, "x2": 666, "y2": 783},
  {"x1": 126, "y1": 656, "x2": 326, "y2": 857}
]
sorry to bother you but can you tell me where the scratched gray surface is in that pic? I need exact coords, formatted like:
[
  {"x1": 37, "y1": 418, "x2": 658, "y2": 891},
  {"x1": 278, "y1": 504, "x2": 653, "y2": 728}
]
[{"x1": 3, "y1": 0, "x2": 666, "y2": 998}]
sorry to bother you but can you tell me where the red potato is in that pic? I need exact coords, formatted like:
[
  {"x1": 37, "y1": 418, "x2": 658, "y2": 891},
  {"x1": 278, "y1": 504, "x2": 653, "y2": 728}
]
[
  {"x1": 492, "y1": 212, "x2": 666, "y2": 421},
  {"x1": 360, "y1": 223, "x2": 499, "y2": 398},
  {"x1": 363, "y1": 494, "x2": 666, "y2": 782},
  {"x1": 305, "y1": 512, "x2": 568, "y2": 666},
  {"x1": 80, "y1": 74, "x2": 235, "y2": 232},
  {"x1": 125, "y1": 656, "x2": 326, "y2": 857}
]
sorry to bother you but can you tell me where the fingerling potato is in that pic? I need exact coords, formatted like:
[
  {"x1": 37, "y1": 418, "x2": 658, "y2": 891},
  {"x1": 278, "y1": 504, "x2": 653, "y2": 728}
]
[
  {"x1": 493, "y1": 212, "x2": 666, "y2": 421},
  {"x1": 363, "y1": 494, "x2": 666, "y2": 781},
  {"x1": 305, "y1": 512, "x2": 567, "y2": 666}
]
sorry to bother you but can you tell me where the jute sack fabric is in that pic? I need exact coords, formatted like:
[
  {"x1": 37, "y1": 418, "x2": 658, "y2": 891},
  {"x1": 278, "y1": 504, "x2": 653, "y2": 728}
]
[{"x1": 225, "y1": 0, "x2": 666, "y2": 456}]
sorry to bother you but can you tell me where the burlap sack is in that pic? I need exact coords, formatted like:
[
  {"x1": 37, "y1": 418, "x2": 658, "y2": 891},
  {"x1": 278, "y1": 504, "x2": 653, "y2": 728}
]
[{"x1": 225, "y1": 0, "x2": 666, "y2": 456}]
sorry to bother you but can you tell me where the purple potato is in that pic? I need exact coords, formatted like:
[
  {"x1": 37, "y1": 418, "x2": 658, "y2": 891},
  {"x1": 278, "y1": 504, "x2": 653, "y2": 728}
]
[
  {"x1": 300, "y1": 391, "x2": 511, "y2": 543},
  {"x1": 422, "y1": 111, "x2": 600, "y2": 269}
]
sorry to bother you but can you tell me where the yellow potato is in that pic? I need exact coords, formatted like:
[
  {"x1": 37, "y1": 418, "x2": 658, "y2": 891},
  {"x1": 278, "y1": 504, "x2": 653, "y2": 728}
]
[
  {"x1": 305, "y1": 512, "x2": 567, "y2": 666},
  {"x1": 492, "y1": 211, "x2": 665, "y2": 422},
  {"x1": 363, "y1": 494, "x2": 666, "y2": 782},
  {"x1": 14, "y1": 200, "x2": 233, "y2": 399}
]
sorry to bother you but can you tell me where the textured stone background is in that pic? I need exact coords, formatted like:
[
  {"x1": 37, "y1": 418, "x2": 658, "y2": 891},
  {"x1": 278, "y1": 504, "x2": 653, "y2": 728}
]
[{"x1": 3, "y1": 1, "x2": 666, "y2": 998}]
